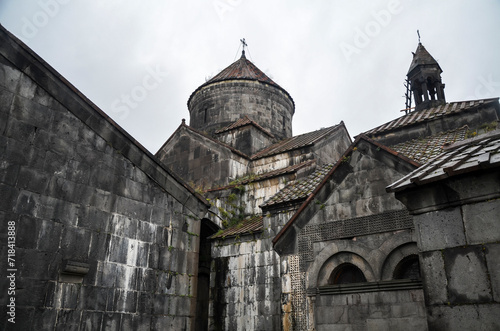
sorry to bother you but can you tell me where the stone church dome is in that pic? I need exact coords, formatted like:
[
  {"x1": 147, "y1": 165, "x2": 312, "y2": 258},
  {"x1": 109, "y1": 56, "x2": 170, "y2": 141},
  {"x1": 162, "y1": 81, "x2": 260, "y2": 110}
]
[{"x1": 187, "y1": 51, "x2": 295, "y2": 140}]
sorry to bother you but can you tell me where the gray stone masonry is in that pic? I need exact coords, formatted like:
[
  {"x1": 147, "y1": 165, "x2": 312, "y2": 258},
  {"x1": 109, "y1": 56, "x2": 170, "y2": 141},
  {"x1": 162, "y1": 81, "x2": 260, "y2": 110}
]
[
  {"x1": 393, "y1": 172, "x2": 500, "y2": 330},
  {"x1": 0, "y1": 27, "x2": 208, "y2": 331},
  {"x1": 188, "y1": 80, "x2": 294, "y2": 140},
  {"x1": 209, "y1": 232, "x2": 281, "y2": 331}
]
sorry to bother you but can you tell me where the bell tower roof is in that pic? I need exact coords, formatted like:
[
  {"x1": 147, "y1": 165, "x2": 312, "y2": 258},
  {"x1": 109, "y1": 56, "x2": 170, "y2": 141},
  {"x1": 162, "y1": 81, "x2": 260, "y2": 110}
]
[
  {"x1": 407, "y1": 43, "x2": 442, "y2": 75},
  {"x1": 406, "y1": 42, "x2": 446, "y2": 111}
]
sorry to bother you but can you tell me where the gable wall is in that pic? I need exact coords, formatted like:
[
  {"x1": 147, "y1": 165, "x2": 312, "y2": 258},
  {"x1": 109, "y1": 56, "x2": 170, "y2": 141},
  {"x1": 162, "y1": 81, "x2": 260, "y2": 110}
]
[
  {"x1": 0, "y1": 50, "x2": 206, "y2": 330},
  {"x1": 277, "y1": 140, "x2": 426, "y2": 330},
  {"x1": 156, "y1": 129, "x2": 248, "y2": 189},
  {"x1": 216, "y1": 125, "x2": 275, "y2": 156}
]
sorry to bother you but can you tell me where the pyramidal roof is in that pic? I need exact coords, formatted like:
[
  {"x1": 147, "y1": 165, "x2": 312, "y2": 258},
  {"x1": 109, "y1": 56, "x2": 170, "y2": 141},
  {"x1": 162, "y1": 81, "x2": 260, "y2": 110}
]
[
  {"x1": 206, "y1": 51, "x2": 280, "y2": 87},
  {"x1": 407, "y1": 43, "x2": 442, "y2": 74},
  {"x1": 189, "y1": 51, "x2": 293, "y2": 106}
]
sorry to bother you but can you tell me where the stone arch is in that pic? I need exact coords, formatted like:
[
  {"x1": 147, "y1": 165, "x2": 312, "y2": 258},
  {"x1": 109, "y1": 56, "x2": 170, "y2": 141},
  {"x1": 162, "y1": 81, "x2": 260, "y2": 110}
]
[
  {"x1": 317, "y1": 252, "x2": 373, "y2": 286},
  {"x1": 372, "y1": 230, "x2": 415, "y2": 279},
  {"x1": 380, "y1": 242, "x2": 419, "y2": 281},
  {"x1": 393, "y1": 254, "x2": 421, "y2": 280},
  {"x1": 329, "y1": 263, "x2": 367, "y2": 285},
  {"x1": 307, "y1": 242, "x2": 376, "y2": 289}
]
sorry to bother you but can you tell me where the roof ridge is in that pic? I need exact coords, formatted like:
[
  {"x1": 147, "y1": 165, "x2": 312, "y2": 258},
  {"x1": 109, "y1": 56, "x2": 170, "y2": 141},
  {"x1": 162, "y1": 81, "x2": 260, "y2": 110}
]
[
  {"x1": 206, "y1": 159, "x2": 316, "y2": 192},
  {"x1": 214, "y1": 115, "x2": 275, "y2": 138},
  {"x1": 273, "y1": 135, "x2": 419, "y2": 247},
  {"x1": 365, "y1": 98, "x2": 499, "y2": 136},
  {"x1": 0, "y1": 25, "x2": 210, "y2": 210},
  {"x1": 251, "y1": 124, "x2": 342, "y2": 160}
]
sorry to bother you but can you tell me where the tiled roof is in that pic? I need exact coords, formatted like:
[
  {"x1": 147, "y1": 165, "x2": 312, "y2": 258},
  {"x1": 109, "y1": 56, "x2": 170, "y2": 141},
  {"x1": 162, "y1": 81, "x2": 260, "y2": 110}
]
[
  {"x1": 387, "y1": 131, "x2": 500, "y2": 192},
  {"x1": 189, "y1": 52, "x2": 294, "y2": 107},
  {"x1": 209, "y1": 215, "x2": 263, "y2": 239},
  {"x1": 273, "y1": 135, "x2": 419, "y2": 247},
  {"x1": 261, "y1": 163, "x2": 334, "y2": 208},
  {"x1": 391, "y1": 126, "x2": 468, "y2": 164},
  {"x1": 215, "y1": 115, "x2": 275, "y2": 137},
  {"x1": 206, "y1": 53, "x2": 279, "y2": 87},
  {"x1": 251, "y1": 123, "x2": 343, "y2": 159},
  {"x1": 206, "y1": 160, "x2": 316, "y2": 192},
  {"x1": 365, "y1": 98, "x2": 499, "y2": 136}
]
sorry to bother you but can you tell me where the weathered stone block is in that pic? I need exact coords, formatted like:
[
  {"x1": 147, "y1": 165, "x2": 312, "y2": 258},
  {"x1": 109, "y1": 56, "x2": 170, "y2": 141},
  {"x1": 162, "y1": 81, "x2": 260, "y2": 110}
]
[
  {"x1": 427, "y1": 304, "x2": 500, "y2": 331},
  {"x1": 444, "y1": 246, "x2": 491, "y2": 304},
  {"x1": 16, "y1": 214, "x2": 39, "y2": 249},
  {"x1": 4, "y1": 117, "x2": 37, "y2": 142},
  {"x1": 31, "y1": 308, "x2": 57, "y2": 331},
  {"x1": 420, "y1": 251, "x2": 448, "y2": 305},
  {"x1": 17, "y1": 166, "x2": 49, "y2": 194},
  {"x1": 462, "y1": 200, "x2": 500, "y2": 244},
  {"x1": 101, "y1": 312, "x2": 122, "y2": 330},
  {"x1": 0, "y1": 183, "x2": 18, "y2": 212},
  {"x1": 121, "y1": 313, "x2": 151, "y2": 331},
  {"x1": 112, "y1": 289, "x2": 137, "y2": 313},
  {"x1": 0, "y1": 162, "x2": 19, "y2": 186},
  {"x1": 137, "y1": 292, "x2": 153, "y2": 314},
  {"x1": 80, "y1": 311, "x2": 104, "y2": 331},
  {"x1": 413, "y1": 207, "x2": 465, "y2": 251},
  {"x1": 78, "y1": 285, "x2": 109, "y2": 311},
  {"x1": 60, "y1": 226, "x2": 92, "y2": 261},
  {"x1": 484, "y1": 243, "x2": 500, "y2": 302}
]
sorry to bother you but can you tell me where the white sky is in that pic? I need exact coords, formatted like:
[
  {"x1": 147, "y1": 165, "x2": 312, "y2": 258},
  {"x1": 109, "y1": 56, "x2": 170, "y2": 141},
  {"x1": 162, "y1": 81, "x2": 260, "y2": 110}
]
[{"x1": 1, "y1": 1, "x2": 499, "y2": 152}]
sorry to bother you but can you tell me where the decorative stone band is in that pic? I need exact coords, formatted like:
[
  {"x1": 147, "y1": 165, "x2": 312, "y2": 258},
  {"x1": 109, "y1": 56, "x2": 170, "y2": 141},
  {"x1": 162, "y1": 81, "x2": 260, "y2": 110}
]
[
  {"x1": 299, "y1": 209, "x2": 413, "y2": 264},
  {"x1": 307, "y1": 279, "x2": 423, "y2": 296}
]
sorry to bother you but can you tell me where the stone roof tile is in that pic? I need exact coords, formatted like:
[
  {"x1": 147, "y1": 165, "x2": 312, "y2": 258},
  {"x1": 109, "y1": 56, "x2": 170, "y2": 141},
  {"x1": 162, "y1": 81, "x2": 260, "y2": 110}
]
[
  {"x1": 209, "y1": 215, "x2": 263, "y2": 239},
  {"x1": 251, "y1": 123, "x2": 343, "y2": 159},
  {"x1": 261, "y1": 163, "x2": 334, "y2": 208},
  {"x1": 387, "y1": 130, "x2": 500, "y2": 192},
  {"x1": 215, "y1": 115, "x2": 275, "y2": 137},
  {"x1": 391, "y1": 126, "x2": 469, "y2": 164},
  {"x1": 365, "y1": 98, "x2": 499, "y2": 136},
  {"x1": 206, "y1": 160, "x2": 316, "y2": 192}
]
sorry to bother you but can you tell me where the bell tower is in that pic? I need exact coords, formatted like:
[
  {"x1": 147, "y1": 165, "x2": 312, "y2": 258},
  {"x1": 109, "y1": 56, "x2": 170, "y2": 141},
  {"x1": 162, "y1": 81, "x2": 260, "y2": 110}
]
[{"x1": 407, "y1": 43, "x2": 446, "y2": 111}]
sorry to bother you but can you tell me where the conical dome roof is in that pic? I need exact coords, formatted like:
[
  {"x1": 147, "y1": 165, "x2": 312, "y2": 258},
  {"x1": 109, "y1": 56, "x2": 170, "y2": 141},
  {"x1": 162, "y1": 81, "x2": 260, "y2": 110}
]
[
  {"x1": 206, "y1": 51, "x2": 279, "y2": 87},
  {"x1": 188, "y1": 52, "x2": 293, "y2": 106},
  {"x1": 187, "y1": 50, "x2": 295, "y2": 140},
  {"x1": 407, "y1": 43, "x2": 442, "y2": 75}
]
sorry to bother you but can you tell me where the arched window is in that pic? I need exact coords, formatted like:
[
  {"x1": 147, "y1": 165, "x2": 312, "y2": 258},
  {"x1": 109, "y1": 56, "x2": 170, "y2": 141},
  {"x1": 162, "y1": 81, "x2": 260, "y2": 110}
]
[
  {"x1": 393, "y1": 254, "x2": 421, "y2": 280},
  {"x1": 328, "y1": 263, "x2": 367, "y2": 285}
]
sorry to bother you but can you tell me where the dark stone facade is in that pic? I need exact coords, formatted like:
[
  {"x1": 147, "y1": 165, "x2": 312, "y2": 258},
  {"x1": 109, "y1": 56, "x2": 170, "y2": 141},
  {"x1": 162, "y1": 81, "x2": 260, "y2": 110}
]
[
  {"x1": 0, "y1": 26, "x2": 208, "y2": 330},
  {"x1": 2, "y1": 22, "x2": 499, "y2": 331},
  {"x1": 188, "y1": 80, "x2": 294, "y2": 140},
  {"x1": 392, "y1": 167, "x2": 500, "y2": 330}
]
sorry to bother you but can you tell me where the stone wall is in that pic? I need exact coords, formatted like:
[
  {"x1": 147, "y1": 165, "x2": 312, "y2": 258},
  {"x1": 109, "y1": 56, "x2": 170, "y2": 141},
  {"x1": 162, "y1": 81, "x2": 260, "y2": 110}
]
[
  {"x1": 216, "y1": 125, "x2": 275, "y2": 156},
  {"x1": 156, "y1": 125, "x2": 249, "y2": 190},
  {"x1": 393, "y1": 169, "x2": 500, "y2": 330},
  {"x1": 0, "y1": 30, "x2": 208, "y2": 330},
  {"x1": 274, "y1": 138, "x2": 426, "y2": 330},
  {"x1": 188, "y1": 80, "x2": 294, "y2": 140},
  {"x1": 209, "y1": 233, "x2": 281, "y2": 330},
  {"x1": 315, "y1": 289, "x2": 427, "y2": 331}
]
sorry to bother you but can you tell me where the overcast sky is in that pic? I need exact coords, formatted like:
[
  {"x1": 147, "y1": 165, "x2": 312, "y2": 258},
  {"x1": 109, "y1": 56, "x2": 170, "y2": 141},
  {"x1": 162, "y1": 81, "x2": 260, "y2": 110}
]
[{"x1": 1, "y1": 1, "x2": 499, "y2": 152}]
